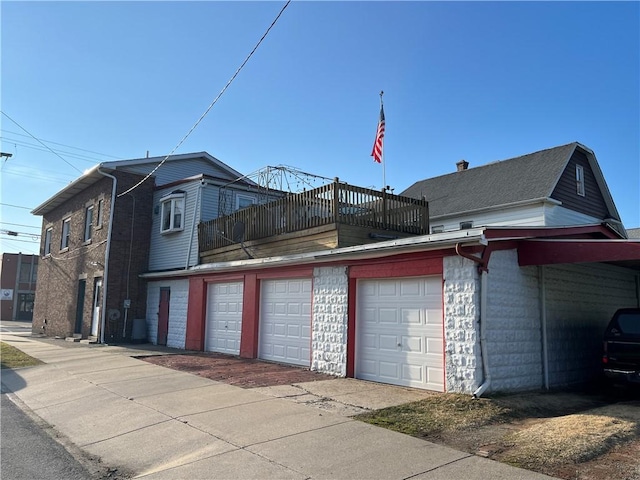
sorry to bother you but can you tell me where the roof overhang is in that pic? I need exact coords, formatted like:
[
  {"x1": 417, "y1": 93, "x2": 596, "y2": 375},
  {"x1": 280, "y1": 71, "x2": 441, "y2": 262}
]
[
  {"x1": 31, "y1": 165, "x2": 112, "y2": 215},
  {"x1": 518, "y1": 239, "x2": 640, "y2": 271}
]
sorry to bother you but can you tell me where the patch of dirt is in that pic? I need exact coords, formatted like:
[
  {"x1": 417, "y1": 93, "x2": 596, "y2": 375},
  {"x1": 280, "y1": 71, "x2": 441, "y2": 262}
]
[
  {"x1": 139, "y1": 353, "x2": 335, "y2": 388},
  {"x1": 437, "y1": 394, "x2": 640, "y2": 480}
]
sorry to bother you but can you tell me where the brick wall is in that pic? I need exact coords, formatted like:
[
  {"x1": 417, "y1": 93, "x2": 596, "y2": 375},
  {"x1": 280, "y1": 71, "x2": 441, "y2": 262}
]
[
  {"x1": 311, "y1": 266, "x2": 349, "y2": 376},
  {"x1": 32, "y1": 171, "x2": 153, "y2": 340}
]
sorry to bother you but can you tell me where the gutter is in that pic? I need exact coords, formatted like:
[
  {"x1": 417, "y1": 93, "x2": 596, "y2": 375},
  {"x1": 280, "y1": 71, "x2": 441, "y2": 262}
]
[{"x1": 97, "y1": 167, "x2": 117, "y2": 344}]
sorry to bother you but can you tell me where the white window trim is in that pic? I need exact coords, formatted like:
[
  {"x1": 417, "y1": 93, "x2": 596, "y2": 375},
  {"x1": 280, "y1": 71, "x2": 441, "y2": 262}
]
[
  {"x1": 576, "y1": 165, "x2": 585, "y2": 197},
  {"x1": 60, "y1": 218, "x2": 71, "y2": 251},
  {"x1": 84, "y1": 204, "x2": 94, "y2": 243},
  {"x1": 431, "y1": 225, "x2": 444, "y2": 234},
  {"x1": 160, "y1": 192, "x2": 185, "y2": 234},
  {"x1": 460, "y1": 221, "x2": 473, "y2": 230},
  {"x1": 236, "y1": 194, "x2": 256, "y2": 211},
  {"x1": 96, "y1": 198, "x2": 104, "y2": 229},
  {"x1": 44, "y1": 227, "x2": 53, "y2": 256}
]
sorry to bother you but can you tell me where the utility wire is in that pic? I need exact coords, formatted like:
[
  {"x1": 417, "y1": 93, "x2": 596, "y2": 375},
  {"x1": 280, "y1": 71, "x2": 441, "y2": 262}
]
[
  {"x1": 118, "y1": 0, "x2": 292, "y2": 198},
  {"x1": 0, "y1": 137, "x2": 109, "y2": 164},
  {"x1": 0, "y1": 202, "x2": 34, "y2": 210},
  {"x1": 0, "y1": 111, "x2": 83, "y2": 173},
  {"x1": 0, "y1": 129, "x2": 119, "y2": 159},
  {"x1": 0, "y1": 222, "x2": 41, "y2": 229}
]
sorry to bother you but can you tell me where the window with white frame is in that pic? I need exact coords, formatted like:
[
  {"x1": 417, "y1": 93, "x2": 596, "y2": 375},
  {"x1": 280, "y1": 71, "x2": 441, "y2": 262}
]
[
  {"x1": 60, "y1": 218, "x2": 71, "y2": 250},
  {"x1": 96, "y1": 198, "x2": 104, "y2": 228},
  {"x1": 431, "y1": 225, "x2": 444, "y2": 234},
  {"x1": 236, "y1": 194, "x2": 256, "y2": 211},
  {"x1": 44, "y1": 228, "x2": 52, "y2": 256},
  {"x1": 160, "y1": 191, "x2": 185, "y2": 233},
  {"x1": 576, "y1": 165, "x2": 585, "y2": 196},
  {"x1": 84, "y1": 205, "x2": 94, "y2": 242},
  {"x1": 460, "y1": 221, "x2": 473, "y2": 230}
]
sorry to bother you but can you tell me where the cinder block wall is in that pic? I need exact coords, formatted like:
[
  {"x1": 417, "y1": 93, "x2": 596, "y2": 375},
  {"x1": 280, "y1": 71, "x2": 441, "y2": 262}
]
[{"x1": 311, "y1": 266, "x2": 348, "y2": 376}]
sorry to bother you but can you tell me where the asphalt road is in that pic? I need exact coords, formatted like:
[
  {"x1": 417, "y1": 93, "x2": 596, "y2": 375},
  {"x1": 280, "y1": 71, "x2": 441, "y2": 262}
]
[{"x1": 1, "y1": 393, "x2": 93, "y2": 480}]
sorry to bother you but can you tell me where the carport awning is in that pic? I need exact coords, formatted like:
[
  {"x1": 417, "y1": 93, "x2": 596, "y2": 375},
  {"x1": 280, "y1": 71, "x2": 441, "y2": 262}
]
[{"x1": 518, "y1": 239, "x2": 640, "y2": 271}]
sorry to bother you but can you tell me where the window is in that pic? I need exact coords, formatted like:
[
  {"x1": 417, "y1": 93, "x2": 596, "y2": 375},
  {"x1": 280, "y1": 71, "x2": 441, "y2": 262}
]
[
  {"x1": 460, "y1": 221, "x2": 473, "y2": 230},
  {"x1": 19, "y1": 263, "x2": 32, "y2": 283},
  {"x1": 61, "y1": 218, "x2": 71, "y2": 250},
  {"x1": 44, "y1": 228, "x2": 52, "y2": 256},
  {"x1": 84, "y1": 205, "x2": 94, "y2": 242},
  {"x1": 96, "y1": 199, "x2": 104, "y2": 228},
  {"x1": 236, "y1": 194, "x2": 256, "y2": 211},
  {"x1": 431, "y1": 225, "x2": 444, "y2": 234},
  {"x1": 160, "y1": 192, "x2": 185, "y2": 233},
  {"x1": 576, "y1": 165, "x2": 585, "y2": 196}
]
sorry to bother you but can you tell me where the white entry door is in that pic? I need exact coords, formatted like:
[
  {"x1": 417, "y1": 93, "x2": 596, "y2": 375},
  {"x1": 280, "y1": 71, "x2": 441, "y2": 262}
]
[
  {"x1": 90, "y1": 278, "x2": 102, "y2": 337},
  {"x1": 205, "y1": 281, "x2": 243, "y2": 355},
  {"x1": 356, "y1": 276, "x2": 444, "y2": 391},
  {"x1": 259, "y1": 278, "x2": 312, "y2": 367}
]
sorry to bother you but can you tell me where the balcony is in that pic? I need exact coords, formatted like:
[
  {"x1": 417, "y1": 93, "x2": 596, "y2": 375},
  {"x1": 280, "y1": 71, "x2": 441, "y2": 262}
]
[{"x1": 198, "y1": 180, "x2": 429, "y2": 263}]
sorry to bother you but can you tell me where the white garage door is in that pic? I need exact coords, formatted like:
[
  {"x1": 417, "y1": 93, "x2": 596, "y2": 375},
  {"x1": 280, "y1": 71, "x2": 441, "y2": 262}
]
[
  {"x1": 205, "y1": 281, "x2": 243, "y2": 355},
  {"x1": 259, "y1": 278, "x2": 312, "y2": 367},
  {"x1": 356, "y1": 276, "x2": 444, "y2": 391}
]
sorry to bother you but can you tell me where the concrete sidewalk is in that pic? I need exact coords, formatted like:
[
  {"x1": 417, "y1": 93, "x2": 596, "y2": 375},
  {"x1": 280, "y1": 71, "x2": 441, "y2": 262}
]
[{"x1": 1, "y1": 331, "x2": 555, "y2": 479}]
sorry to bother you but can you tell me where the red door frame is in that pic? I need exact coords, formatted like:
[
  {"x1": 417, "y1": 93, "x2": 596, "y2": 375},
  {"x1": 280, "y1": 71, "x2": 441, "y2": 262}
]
[{"x1": 157, "y1": 288, "x2": 170, "y2": 346}]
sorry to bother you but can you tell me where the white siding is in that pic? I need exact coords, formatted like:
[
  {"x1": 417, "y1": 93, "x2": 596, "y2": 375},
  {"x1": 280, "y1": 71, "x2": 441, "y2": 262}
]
[
  {"x1": 543, "y1": 263, "x2": 638, "y2": 387},
  {"x1": 145, "y1": 280, "x2": 189, "y2": 348},
  {"x1": 148, "y1": 181, "x2": 201, "y2": 271},
  {"x1": 432, "y1": 203, "x2": 601, "y2": 234}
]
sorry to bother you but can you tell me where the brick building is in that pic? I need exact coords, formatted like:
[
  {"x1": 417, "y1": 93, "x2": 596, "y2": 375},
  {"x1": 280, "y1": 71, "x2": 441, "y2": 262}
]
[
  {"x1": 0, "y1": 253, "x2": 38, "y2": 321},
  {"x1": 32, "y1": 168, "x2": 153, "y2": 341}
]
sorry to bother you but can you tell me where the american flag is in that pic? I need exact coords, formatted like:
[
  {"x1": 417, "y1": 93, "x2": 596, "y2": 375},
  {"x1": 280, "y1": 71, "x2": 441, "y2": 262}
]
[{"x1": 371, "y1": 104, "x2": 385, "y2": 164}]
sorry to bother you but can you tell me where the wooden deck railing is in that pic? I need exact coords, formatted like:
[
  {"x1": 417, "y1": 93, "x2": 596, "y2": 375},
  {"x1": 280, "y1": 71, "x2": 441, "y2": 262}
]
[{"x1": 198, "y1": 180, "x2": 428, "y2": 252}]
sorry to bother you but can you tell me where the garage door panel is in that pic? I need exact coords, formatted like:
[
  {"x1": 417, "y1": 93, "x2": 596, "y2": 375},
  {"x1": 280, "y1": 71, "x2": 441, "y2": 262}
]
[
  {"x1": 356, "y1": 276, "x2": 444, "y2": 391},
  {"x1": 259, "y1": 278, "x2": 312, "y2": 367},
  {"x1": 205, "y1": 282, "x2": 243, "y2": 355}
]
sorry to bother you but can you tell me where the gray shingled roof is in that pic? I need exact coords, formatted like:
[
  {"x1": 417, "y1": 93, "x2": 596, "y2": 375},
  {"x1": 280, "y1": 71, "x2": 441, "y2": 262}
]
[
  {"x1": 401, "y1": 143, "x2": 578, "y2": 218},
  {"x1": 627, "y1": 228, "x2": 640, "y2": 239}
]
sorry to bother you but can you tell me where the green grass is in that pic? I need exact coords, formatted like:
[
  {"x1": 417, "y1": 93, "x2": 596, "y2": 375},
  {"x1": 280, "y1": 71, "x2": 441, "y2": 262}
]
[{"x1": 1, "y1": 342, "x2": 43, "y2": 369}]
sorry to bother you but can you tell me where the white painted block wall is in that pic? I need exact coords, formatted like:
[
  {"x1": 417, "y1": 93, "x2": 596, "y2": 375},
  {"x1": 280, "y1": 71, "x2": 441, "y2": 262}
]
[
  {"x1": 443, "y1": 256, "x2": 482, "y2": 393},
  {"x1": 145, "y1": 280, "x2": 189, "y2": 349},
  {"x1": 311, "y1": 266, "x2": 348, "y2": 376},
  {"x1": 484, "y1": 250, "x2": 542, "y2": 392}
]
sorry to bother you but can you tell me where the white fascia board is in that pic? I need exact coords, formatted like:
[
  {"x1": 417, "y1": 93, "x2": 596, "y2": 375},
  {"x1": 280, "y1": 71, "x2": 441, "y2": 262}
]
[
  {"x1": 429, "y1": 197, "x2": 562, "y2": 222},
  {"x1": 140, "y1": 228, "x2": 488, "y2": 279}
]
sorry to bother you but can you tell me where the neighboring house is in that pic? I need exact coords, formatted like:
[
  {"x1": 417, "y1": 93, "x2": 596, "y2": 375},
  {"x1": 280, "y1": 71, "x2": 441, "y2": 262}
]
[
  {"x1": 401, "y1": 142, "x2": 627, "y2": 237},
  {"x1": 627, "y1": 228, "x2": 640, "y2": 239},
  {"x1": 0, "y1": 253, "x2": 38, "y2": 321},
  {"x1": 142, "y1": 142, "x2": 640, "y2": 395},
  {"x1": 31, "y1": 152, "x2": 265, "y2": 342}
]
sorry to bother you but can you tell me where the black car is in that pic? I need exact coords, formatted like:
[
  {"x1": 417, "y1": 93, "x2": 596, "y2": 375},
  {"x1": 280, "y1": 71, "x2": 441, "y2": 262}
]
[{"x1": 603, "y1": 308, "x2": 640, "y2": 385}]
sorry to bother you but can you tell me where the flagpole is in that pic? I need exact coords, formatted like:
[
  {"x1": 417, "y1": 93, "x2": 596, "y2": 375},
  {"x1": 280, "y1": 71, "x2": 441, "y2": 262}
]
[{"x1": 380, "y1": 91, "x2": 386, "y2": 190}]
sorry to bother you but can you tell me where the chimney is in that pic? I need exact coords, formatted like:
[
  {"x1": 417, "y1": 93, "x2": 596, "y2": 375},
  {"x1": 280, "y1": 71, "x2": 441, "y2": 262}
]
[{"x1": 456, "y1": 159, "x2": 469, "y2": 172}]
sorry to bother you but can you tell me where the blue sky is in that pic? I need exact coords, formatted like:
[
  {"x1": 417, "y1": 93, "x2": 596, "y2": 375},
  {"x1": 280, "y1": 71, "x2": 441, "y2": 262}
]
[{"x1": 1, "y1": 1, "x2": 639, "y2": 255}]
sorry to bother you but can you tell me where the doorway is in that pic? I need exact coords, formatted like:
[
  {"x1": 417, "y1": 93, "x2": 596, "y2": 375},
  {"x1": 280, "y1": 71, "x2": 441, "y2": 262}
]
[
  {"x1": 157, "y1": 288, "x2": 170, "y2": 346},
  {"x1": 91, "y1": 278, "x2": 102, "y2": 337},
  {"x1": 74, "y1": 280, "x2": 86, "y2": 334}
]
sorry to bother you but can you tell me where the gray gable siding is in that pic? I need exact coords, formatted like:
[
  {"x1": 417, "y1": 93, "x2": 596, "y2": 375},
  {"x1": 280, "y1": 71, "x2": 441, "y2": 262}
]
[
  {"x1": 120, "y1": 158, "x2": 240, "y2": 186},
  {"x1": 550, "y1": 150, "x2": 609, "y2": 219}
]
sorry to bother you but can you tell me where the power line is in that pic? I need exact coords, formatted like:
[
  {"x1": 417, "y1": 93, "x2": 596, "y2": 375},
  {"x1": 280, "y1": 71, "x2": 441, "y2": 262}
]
[
  {"x1": 0, "y1": 229, "x2": 41, "y2": 238},
  {"x1": 0, "y1": 111, "x2": 83, "y2": 173},
  {"x1": 118, "y1": 0, "x2": 292, "y2": 198},
  {"x1": 0, "y1": 222, "x2": 41, "y2": 229},
  {"x1": 0, "y1": 129, "x2": 119, "y2": 159},
  {"x1": 0, "y1": 202, "x2": 34, "y2": 210},
  {"x1": 0, "y1": 136, "x2": 113, "y2": 164},
  {"x1": 2, "y1": 169, "x2": 75, "y2": 185}
]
